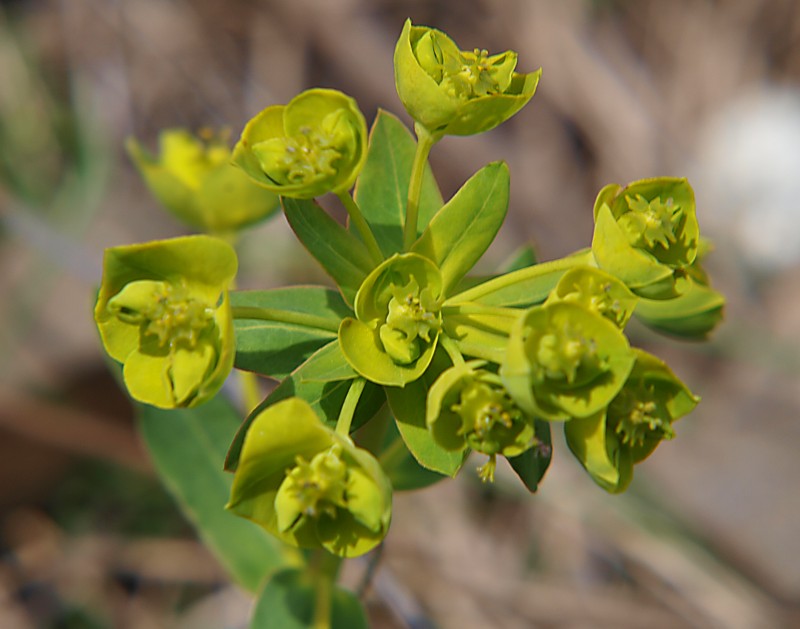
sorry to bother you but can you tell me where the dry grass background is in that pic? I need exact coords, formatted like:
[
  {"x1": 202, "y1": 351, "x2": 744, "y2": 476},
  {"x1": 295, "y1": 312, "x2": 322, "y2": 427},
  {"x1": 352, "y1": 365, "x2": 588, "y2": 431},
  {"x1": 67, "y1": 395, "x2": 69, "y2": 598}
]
[{"x1": 1, "y1": 0, "x2": 800, "y2": 627}]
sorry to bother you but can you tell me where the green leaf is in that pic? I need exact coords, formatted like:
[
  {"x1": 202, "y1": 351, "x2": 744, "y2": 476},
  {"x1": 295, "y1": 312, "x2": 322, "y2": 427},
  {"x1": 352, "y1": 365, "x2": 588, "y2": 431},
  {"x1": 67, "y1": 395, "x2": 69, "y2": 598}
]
[
  {"x1": 282, "y1": 197, "x2": 374, "y2": 305},
  {"x1": 354, "y1": 110, "x2": 443, "y2": 255},
  {"x1": 507, "y1": 419, "x2": 552, "y2": 493},
  {"x1": 138, "y1": 396, "x2": 285, "y2": 592},
  {"x1": 250, "y1": 568, "x2": 367, "y2": 629},
  {"x1": 413, "y1": 161, "x2": 509, "y2": 295},
  {"x1": 635, "y1": 276, "x2": 725, "y2": 339},
  {"x1": 298, "y1": 340, "x2": 359, "y2": 383},
  {"x1": 380, "y1": 419, "x2": 447, "y2": 491},
  {"x1": 232, "y1": 287, "x2": 349, "y2": 380},
  {"x1": 384, "y1": 353, "x2": 467, "y2": 476},
  {"x1": 225, "y1": 360, "x2": 385, "y2": 472}
]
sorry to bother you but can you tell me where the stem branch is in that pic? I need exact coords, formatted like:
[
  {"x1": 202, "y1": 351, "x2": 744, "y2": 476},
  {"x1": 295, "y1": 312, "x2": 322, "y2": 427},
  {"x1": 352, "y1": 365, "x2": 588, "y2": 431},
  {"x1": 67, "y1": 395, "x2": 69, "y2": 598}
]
[
  {"x1": 337, "y1": 191, "x2": 384, "y2": 265},
  {"x1": 403, "y1": 125, "x2": 436, "y2": 251}
]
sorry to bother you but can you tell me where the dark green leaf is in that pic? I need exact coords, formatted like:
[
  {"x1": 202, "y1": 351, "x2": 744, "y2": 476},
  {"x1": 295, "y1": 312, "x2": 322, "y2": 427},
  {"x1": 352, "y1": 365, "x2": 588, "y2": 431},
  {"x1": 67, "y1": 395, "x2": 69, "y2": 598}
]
[
  {"x1": 138, "y1": 397, "x2": 285, "y2": 592},
  {"x1": 354, "y1": 110, "x2": 443, "y2": 255},
  {"x1": 232, "y1": 287, "x2": 348, "y2": 380},
  {"x1": 507, "y1": 420, "x2": 552, "y2": 493},
  {"x1": 282, "y1": 197, "x2": 374, "y2": 305},
  {"x1": 380, "y1": 419, "x2": 447, "y2": 491},
  {"x1": 250, "y1": 568, "x2": 367, "y2": 629}
]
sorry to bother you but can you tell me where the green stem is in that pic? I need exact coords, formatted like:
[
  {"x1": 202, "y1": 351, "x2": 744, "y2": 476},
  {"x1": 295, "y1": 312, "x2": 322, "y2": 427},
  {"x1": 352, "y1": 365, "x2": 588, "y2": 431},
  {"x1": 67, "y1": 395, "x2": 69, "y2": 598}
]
[
  {"x1": 310, "y1": 550, "x2": 342, "y2": 629},
  {"x1": 336, "y1": 377, "x2": 366, "y2": 437},
  {"x1": 444, "y1": 249, "x2": 596, "y2": 306},
  {"x1": 442, "y1": 303, "x2": 522, "y2": 319},
  {"x1": 439, "y1": 334, "x2": 465, "y2": 366},
  {"x1": 403, "y1": 124, "x2": 437, "y2": 251},
  {"x1": 337, "y1": 191, "x2": 384, "y2": 265},
  {"x1": 453, "y1": 339, "x2": 506, "y2": 365},
  {"x1": 231, "y1": 306, "x2": 340, "y2": 333}
]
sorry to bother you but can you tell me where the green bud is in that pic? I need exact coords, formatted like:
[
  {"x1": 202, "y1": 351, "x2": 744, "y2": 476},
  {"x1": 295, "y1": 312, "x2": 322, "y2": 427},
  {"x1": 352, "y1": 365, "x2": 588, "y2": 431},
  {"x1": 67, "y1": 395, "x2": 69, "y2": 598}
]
[
  {"x1": 592, "y1": 177, "x2": 700, "y2": 299},
  {"x1": 545, "y1": 266, "x2": 638, "y2": 329},
  {"x1": 127, "y1": 128, "x2": 280, "y2": 233},
  {"x1": 94, "y1": 235, "x2": 237, "y2": 408},
  {"x1": 232, "y1": 89, "x2": 368, "y2": 198},
  {"x1": 565, "y1": 349, "x2": 699, "y2": 493},
  {"x1": 227, "y1": 398, "x2": 392, "y2": 557},
  {"x1": 394, "y1": 19, "x2": 541, "y2": 138},
  {"x1": 339, "y1": 253, "x2": 443, "y2": 386},
  {"x1": 427, "y1": 361, "x2": 539, "y2": 483},
  {"x1": 502, "y1": 302, "x2": 635, "y2": 420}
]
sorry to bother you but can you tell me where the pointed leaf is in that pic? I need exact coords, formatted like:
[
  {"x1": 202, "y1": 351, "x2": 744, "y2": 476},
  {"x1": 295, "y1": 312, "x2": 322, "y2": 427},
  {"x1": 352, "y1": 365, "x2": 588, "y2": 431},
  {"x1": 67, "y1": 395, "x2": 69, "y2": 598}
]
[
  {"x1": 413, "y1": 161, "x2": 509, "y2": 295},
  {"x1": 354, "y1": 110, "x2": 443, "y2": 255},
  {"x1": 232, "y1": 287, "x2": 349, "y2": 379},
  {"x1": 507, "y1": 420, "x2": 552, "y2": 493},
  {"x1": 138, "y1": 397, "x2": 285, "y2": 592},
  {"x1": 282, "y1": 197, "x2": 374, "y2": 305}
]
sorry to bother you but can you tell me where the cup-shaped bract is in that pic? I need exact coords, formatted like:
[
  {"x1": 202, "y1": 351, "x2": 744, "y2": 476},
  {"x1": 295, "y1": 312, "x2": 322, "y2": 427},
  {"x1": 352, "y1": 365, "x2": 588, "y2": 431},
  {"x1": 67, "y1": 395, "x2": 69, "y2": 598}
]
[
  {"x1": 427, "y1": 361, "x2": 538, "y2": 482},
  {"x1": 592, "y1": 178, "x2": 700, "y2": 299},
  {"x1": 339, "y1": 253, "x2": 444, "y2": 386},
  {"x1": 232, "y1": 89, "x2": 368, "y2": 199},
  {"x1": 227, "y1": 398, "x2": 392, "y2": 557},
  {"x1": 94, "y1": 235, "x2": 237, "y2": 408},
  {"x1": 127, "y1": 129, "x2": 280, "y2": 233},
  {"x1": 545, "y1": 266, "x2": 638, "y2": 329},
  {"x1": 394, "y1": 19, "x2": 541, "y2": 138},
  {"x1": 501, "y1": 302, "x2": 635, "y2": 421},
  {"x1": 565, "y1": 349, "x2": 699, "y2": 493}
]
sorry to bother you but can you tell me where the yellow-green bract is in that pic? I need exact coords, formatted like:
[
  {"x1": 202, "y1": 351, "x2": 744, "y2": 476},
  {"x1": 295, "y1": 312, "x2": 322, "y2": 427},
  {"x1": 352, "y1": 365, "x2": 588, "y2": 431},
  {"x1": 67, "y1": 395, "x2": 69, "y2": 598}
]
[
  {"x1": 394, "y1": 19, "x2": 541, "y2": 138},
  {"x1": 127, "y1": 129, "x2": 280, "y2": 233},
  {"x1": 226, "y1": 398, "x2": 392, "y2": 558},
  {"x1": 339, "y1": 253, "x2": 443, "y2": 386},
  {"x1": 232, "y1": 88, "x2": 368, "y2": 199},
  {"x1": 94, "y1": 235, "x2": 237, "y2": 409},
  {"x1": 592, "y1": 177, "x2": 699, "y2": 299},
  {"x1": 564, "y1": 349, "x2": 699, "y2": 493}
]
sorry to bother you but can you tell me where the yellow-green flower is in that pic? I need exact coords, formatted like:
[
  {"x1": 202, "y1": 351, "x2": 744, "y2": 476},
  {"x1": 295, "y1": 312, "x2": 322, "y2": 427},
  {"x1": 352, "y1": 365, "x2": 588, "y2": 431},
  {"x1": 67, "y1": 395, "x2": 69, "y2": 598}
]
[
  {"x1": 232, "y1": 89, "x2": 368, "y2": 199},
  {"x1": 339, "y1": 253, "x2": 443, "y2": 386},
  {"x1": 94, "y1": 235, "x2": 237, "y2": 408},
  {"x1": 592, "y1": 178, "x2": 699, "y2": 299},
  {"x1": 427, "y1": 362, "x2": 539, "y2": 482},
  {"x1": 394, "y1": 19, "x2": 540, "y2": 138},
  {"x1": 227, "y1": 398, "x2": 392, "y2": 557},
  {"x1": 565, "y1": 349, "x2": 699, "y2": 493},
  {"x1": 127, "y1": 128, "x2": 280, "y2": 233}
]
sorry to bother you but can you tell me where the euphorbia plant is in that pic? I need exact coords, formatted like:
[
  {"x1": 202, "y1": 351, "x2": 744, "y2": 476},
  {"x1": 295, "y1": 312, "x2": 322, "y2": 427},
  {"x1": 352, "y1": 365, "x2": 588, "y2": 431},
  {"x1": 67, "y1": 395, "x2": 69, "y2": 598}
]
[{"x1": 96, "y1": 19, "x2": 724, "y2": 629}]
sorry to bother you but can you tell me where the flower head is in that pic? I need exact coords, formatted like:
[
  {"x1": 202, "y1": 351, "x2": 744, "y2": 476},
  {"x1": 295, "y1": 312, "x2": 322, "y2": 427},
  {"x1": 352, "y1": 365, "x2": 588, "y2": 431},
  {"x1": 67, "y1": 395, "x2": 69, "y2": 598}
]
[
  {"x1": 565, "y1": 349, "x2": 699, "y2": 493},
  {"x1": 232, "y1": 89, "x2": 368, "y2": 198},
  {"x1": 127, "y1": 128, "x2": 279, "y2": 233},
  {"x1": 94, "y1": 235, "x2": 237, "y2": 408},
  {"x1": 592, "y1": 178, "x2": 699, "y2": 299},
  {"x1": 394, "y1": 19, "x2": 540, "y2": 138},
  {"x1": 227, "y1": 398, "x2": 392, "y2": 557},
  {"x1": 339, "y1": 253, "x2": 443, "y2": 386},
  {"x1": 501, "y1": 302, "x2": 635, "y2": 420}
]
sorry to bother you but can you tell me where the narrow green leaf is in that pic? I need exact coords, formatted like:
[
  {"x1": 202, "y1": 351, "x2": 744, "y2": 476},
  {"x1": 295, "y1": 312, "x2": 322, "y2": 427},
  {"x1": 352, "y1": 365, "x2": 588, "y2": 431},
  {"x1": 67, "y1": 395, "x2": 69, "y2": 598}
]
[
  {"x1": 232, "y1": 287, "x2": 348, "y2": 380},
  {"x1": 354, "y1": 110, "x2": 443, "y2": 255},
  {"x1": 507, "y1": 420, "x2": 552, "y2": 493},
  {"x1": 298, "y1": 339, "x2": 359, "y2": 383},
  {"x1": 250, "y1": 568, "x2": 368, "y2": 629},
  {"x1": 138, "y1": 397, "x2": 285, "y2": 592},
  {"x1": 380, "y1": 420, "x2": 447, "y2": 491},
  {"x1": 282, "y1": 197, "x2": 374, "y2": 305},
  {"x1": 384, "y1": 355, "x2": 467, "y2": 477},
  {"x1": 413, "y1": 161, "x2": 509, "y2": 295}
]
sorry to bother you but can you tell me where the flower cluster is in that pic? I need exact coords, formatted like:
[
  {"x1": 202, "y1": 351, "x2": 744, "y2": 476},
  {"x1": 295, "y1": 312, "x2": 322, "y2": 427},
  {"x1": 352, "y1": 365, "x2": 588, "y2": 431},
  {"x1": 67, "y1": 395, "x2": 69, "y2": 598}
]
[{"x1": 95, "y1": 20, "x2": 724, "y2": 564}]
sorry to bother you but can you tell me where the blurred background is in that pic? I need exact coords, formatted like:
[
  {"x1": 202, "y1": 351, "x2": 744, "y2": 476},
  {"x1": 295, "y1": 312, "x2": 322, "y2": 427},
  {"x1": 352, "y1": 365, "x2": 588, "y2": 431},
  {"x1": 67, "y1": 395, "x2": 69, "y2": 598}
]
[{"x1": 1, "y1": 0, "x2": 799, "y2": 627}]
